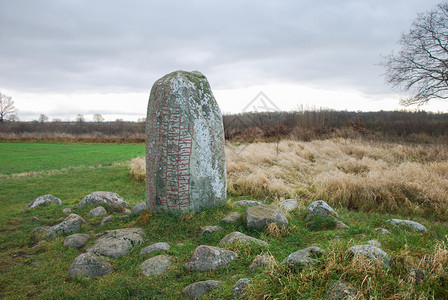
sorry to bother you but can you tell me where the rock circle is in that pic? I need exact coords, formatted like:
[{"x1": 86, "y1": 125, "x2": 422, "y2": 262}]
[
  {"x1": 184, "y1": 245, "x2": 238, "y2": 272},
  {"x1": 244, "y1": 204, "x2": 288, "y2": 231},
  {"x1": 387, "y1": 219, "x2": 428, "y2": 233},
  {"x1": 182, "y1": 280, "x2": 221, "y2": 299},
  {"x1": 68, "y1": 253, "x2": 113, "y2": 277},
  {"x1": 64, "y1": 233, "x2": 90, "y2": 249},
  {"x1": 76, "y1": 191, "x2": 130, "y2": 212},
  {"x1": 219, "y1": 231, "x2": 269, "y2": 246},
  {"x1": 277, "y1": 199, "x2": 298, "y2": 212},
  {"x1": 88, "y1": 206, "x2": 107, "y2": 217},
  {"x1": 281, "y1": 246, "x2": 324, "y2": 268},
  {"x1": 46, "y1": 214, "x2": 86, "y2": 239},
  {"x1": 26, "y1": 194, "x2": 62, "y2": 209},
  {"x1": 88, "y1": 228, "x2": 144, "y2": 258},
  {"x1": 307, "y1": 200, "x2": 338, "y2": 219},
  {"x1": 140, "y1": 242, "x2": 171, "y2": 256},
  {"x1": 140, "y1": 255, "x2": 171, "y2": 277}
]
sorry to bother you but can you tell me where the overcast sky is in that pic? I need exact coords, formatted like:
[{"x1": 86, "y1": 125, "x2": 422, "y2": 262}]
[{"x1": 1, "y1": 0, "x2": 447, "y2": 121}]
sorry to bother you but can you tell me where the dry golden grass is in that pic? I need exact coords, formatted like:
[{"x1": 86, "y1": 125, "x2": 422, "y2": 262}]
[
  {"x1": 130, "y1": 138, "x2": 448, "y2": 219},
  {"x1": 129, "y1": 157, "x2": 145, "y2": 181}
]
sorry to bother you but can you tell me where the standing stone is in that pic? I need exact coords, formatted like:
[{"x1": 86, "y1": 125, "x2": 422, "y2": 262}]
[{"x1": 146, "y1": 70, "x2": 226, "y2": 214}]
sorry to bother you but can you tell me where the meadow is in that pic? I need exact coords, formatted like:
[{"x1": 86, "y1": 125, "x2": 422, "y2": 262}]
[{"x1": 1, "y1": 139, "x2": 447, "y2": 299}]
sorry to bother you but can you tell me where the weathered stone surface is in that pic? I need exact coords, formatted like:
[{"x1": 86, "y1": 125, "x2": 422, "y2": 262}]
[
  {"x1": 233, "y1": 278, "x2": 252, "y2": 298},
  {"x1": 219, "y1": 232, "x2": 269, "y2": 246},
  {"x1": 76, "y1": 191, "x2": 129, "y2": 212},
  {"x1": 88, "y1": 228, "x2": 144, "y2": 258},
  {"x1": 248, "y1": 254, "x2": 277, "y2": 272},
  {"x1": 100, "y1": 215, "x2": 113, "y2": 226},
  {"x1": 233, "y1": 200, "x2": 261, "y2": 207},
  {"x1": 374, "y1": 228, "x2": 391, "y2": 235},
  {"x1": 387, "y1": 219, "x2": 428, "y2": 233},
  {"x1": 200, "y1": 225, "x2": 224, "y2": 234},
  {"x1": 26, "y1": 194, "x2": 62, "y2": 209},
  {"x1": 131, "y1": 203, "x2": 148, "y2": 216},
  {"x1": 277, "y1": 199, "x2": 298, "y2": 212},
  {"x1": 281, "y1": 246, "x2": 324, "y2": 268},
  {"x1": 367, "y1": 239, "x2": 382, "y2": 248},
  {"x1": 184, "y1": 245, "x2": 238, "y2": 272},
  {"x1": 307, "y1": 200, "x2": 338, "y2": 219},
  {"x1": 140, "y1": 255, "x2": 171, "y2": 277},
  {"x1": 146, "y1": 70, "x2": 226, "y2": 214},
  {"x1": 46, "y1": 214, "x2": 86, "y2": 239},
  {"x1": 68, "y1": 253, "x2": 113, "y2": 277},
  {"x1": 64, "y1": 233, "x2": 90, "y2": 249},
  {"x1": 221, "y1": 212, "x2": 242, "y2": 224},
  {"x1": 244, "y1": 205, "x2": 288, "y2": 231},
  {"x1": 62, "y1": 208, "x2": 72, "y2": 214},
  {"x1": 88, "y1": 206, "x2": 107, "y2": 217},
  {"x1": 183, "y1": 280, "x2": 221, "y2": 299},
  {"x1": 140, "y1": 242, "x2": 171, "y2": 256},
  {"x1": 348, "y1": 244, "x2": 390, "y2": 268},
  {"x1": 325, "y1": 280, "x2": 357, "y2": 300}
]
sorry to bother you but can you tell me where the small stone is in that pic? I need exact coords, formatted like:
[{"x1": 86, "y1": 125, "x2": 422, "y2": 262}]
[
  {"x1": 200, "y1": 225, "x2": 224, "y2": 234},
  {"x1": 335, "y1": 221, "x2": 349, "y2": 230},
  {"x1": 100, "y1": 215, "x2": 113, "y2": 226},
  {"x1": 26, "y1": 194, "x2": 62, "y2": 209},
  {"x1": 184, "y1": 245, "x2": 238, "y2": 272},
  {"x1": 140, "y1": 255, "x2": 171, "y2": 277},
  {"x1": 88, "y1": 206, "x2": 107, "y2": 217},
  {"x1": 219, "y1": 232, "x2": 269, "y2": 246},
  {"x1": 325, "y1": 280, "x2": 357, "y2": 300},
  {"x1": 244, "y1": 204, "x2": 288, "y2": 231},
  {"x1": 76, "y1": 191, "x2": 129, "y2": 212},
  {"x1": 46, "y1": 214, "x2": 86, "y2": 239},
  {"x1": 88, "y1": 228, "x2": 144, "y2": 258},
  {"x1": 64, "y1": 233, "x2": 90, "y2": 249},
  {"x1": 248, "y1": 254, "x2": 277, "y2": 272},
  {"x1": 367, "y1": 240, "x2": 382, "y2": 248},
  {"x1": 374, "y1": 228, "x2": 391, "y2": 235},
  {"x1": 233, "y1": 278, "x2": 252, "y2": 298},
  {"x1": 408, "y1": 268, "x2": 426, "y2": 283},
  {"x1": 140, "y1": 242, "x2": 171, "y2": 256},
  {"x1": 183, "y1": 280, "x2": 221, "y2": 299},
  {"x1": 307, "y1": 200, "x2": 338, "y2": 219},
  {"x1": 62, "y1": 208, "x2": 72, "y2": 214},
  {"x1": 68, "y1": 253, "x2": 113, "y2": 277},
  {"x1": 233, "y1": 200, "x2": 261, "y2": 207},
  {"x1": 277, "y1": 199, "x2": 299, "y2": 212},
  {"x1": 348, "y1": 245, "x2": 390, "y2": 268},
  {"x1": 282, "y1": 246, "x2": 324, "y2": 268},
  {"x1": 221, "y1": 212, "x2": 242, "y2": 224},
  {"x1": 387, "y1": 219, "x2": 428, "y2": 233},
  {"x1": 131, "y1": 203, "x2": 148, "y2": 216}
]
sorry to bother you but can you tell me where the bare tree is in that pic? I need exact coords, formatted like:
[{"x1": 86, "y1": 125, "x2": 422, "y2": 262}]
[
  {"x1": 39, "y1": 114, "x2": 49, "y2": 123},
  {"x1": 0, "y1": 92, "x2": 16, "y2": 122},
  {"x1": 76, "y1": 114, "x2": 85, "y2": 123},
  {"x1": 383, "y1": 2, "x2": 448, "y2": 106},
  {"x1": 93, "y1": 113, "x2": 105, "y2": 123}
]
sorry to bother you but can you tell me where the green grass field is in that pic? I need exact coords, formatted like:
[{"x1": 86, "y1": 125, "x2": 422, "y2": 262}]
[{"x1": 0, "y1": 141, "x2": 447, "y2": 299}]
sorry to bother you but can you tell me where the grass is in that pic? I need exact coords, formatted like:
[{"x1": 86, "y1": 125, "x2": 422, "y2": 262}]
[{"x1": 1, "y1": 139, "x2": 448, "y2": 298}]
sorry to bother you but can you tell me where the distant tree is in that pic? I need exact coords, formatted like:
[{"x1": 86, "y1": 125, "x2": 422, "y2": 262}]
[
  {"x1": 76, "y1": 114, "x2": 85, "y2": 123},
  {"x1": 383, "y1": 2, "x2": 448, "y2": 106},
  {"x1": 38, "y1": 114, "x2": 49, "y2": 123},
  {"x1": 137, "y1": 117, "x2": 146, "y2": 123},
  {"x1": 93, "y1": 113, "x2": 105, "y2": 123},
  {"x1": 52, "y1": 118, "x2": 62, "y2": 122},
  {"x1": 115, "y1": 118, "x2": 124, "y2": 122},
  {"x1": 0, "y1": 92, "x2": 16, "y2": 122},
  {"x1": 8, "y1": 114, "x2": 19, "y2": 122}
]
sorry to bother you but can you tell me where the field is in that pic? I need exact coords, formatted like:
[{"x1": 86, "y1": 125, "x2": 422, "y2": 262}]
[{"x1": 1, "y1": 140, "x2": 448, "y2": 299}]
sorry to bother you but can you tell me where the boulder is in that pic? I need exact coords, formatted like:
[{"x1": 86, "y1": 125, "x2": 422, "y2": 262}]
[
  {"x1": 46, "y1": 214, "x2": 86, "y2": 239},
  {"x1": 140, "y1": 255, "x2": 171, "y2": 277},
  {"x1": 140, "y1": 242, "x2": 171, "y2": 256},
  {"x1": 26, "y1": 194, "x2": 62, "y2": 209},
  {"x1": 348, "y1": 244, "x2": 390, "y2": 268},
  {"x1": 182, "y1": 280, "x2": 221, "y2": 299},
  {"x1": 244, "y1": 205, "x2": 288, "y2": 231},
  {"x1": 233, "y1": 200, "x2": 261, "y2": 207},
  {"x1": 277, "y1": 199, "x2": 298, "y2": 212},
  {"x1": 88, "y1": 206, "x2": 107, "y2": 217},
  {"x1": 221, "y1": 212, "x2": 242, "y2": 224},
  {"x1": 68, "y1": 253, "x2": 113, "y2": 277},
  {"x1": 219, "y1": 232, "x2": 269, "y2": 246},
  {"x1": 281, "y1": 246, "x2": 324, "y2": 268},
  {"x1": 387, "y1": 219, "x2": 428, "y2": 233},
  {"x1": 88, "y1": 228, "x2": 144, "y2": 258},
  {"x1": 307, "y1": 200, "x2": 338, "y2": 219},
  {"x1": 325, "y1": 280, "x2": 358, "y2": 300},
  {"x1": 64, "y1": 233, "x2": 90, "y2": 249},
  {"x1": 248, "y1": 254, "x2": 277, "y2": 272},
  {"x1": 146, "y1": 70, "x2": 226, "y2": 214},
  {"x1": 233, "y1": 278, "x2": 252, "y2": 298},
  {"x1": 76, "y1": 191, "x2": 129, "y2": 212},
  {"x1": 374, "y1": 228, "x2": 391, "y2": 235},
  {"x1": 184, "y1": 245, "x2": 238, "y2": 272},
  {"x1": 131, "y1": 203, "x2": 148, "y2": 216},
  {"x1": 200, "y1": 225, "x2": 224, "y2": 234}
]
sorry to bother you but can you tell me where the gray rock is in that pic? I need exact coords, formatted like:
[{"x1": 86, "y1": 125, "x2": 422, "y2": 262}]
[
  {"x1": 26, "y1": 194, "x2": 62, "y2": 209},
  {"x1": 46, "y1": 214, "x2": 86, "y2": 239},
  {"x1": 200, "y1": 225, "x2": 224, "y2": 234},
  {"x1": 335, "y1": 220, "x2": 349, "y2": 230},
  {"x1": 307, "y1": 200, "x2": 338, "y2": 219},
  {"x1": 140, "y1": 242, "x2": 171, "y2": 256},
  {"x1": 367, "y1": 239, "x2": 382, "y2": 248},
  {"x1": 88, "y1": 228, "x2": 144, "y2": 258},
  {"x1": 146, "y1": 70, "x2": 226, "y2": 214},
  {"x1": 248, "y1": 254, "x2": 277, "y2": 272},
  {"x1": 32, "y1": 226, "x2": 50, "y2": 242},
  {"x1": 76, "y1": 191, "x2": 129, "y2": 212},
  {"x1": 325, "y1": 280, "x2": 357, "y2": 300},
  {"x1": 348, "y1": 244, "x2": 390, "y2": 268},
  {"x1": 124, "y1": 208, "x2": 132, "y2": 214},
  {"x1": 233, "y1": 278, "x2": 252, "y2": 298},
  {"x1": 100, "y1": 215, "x2": 113, "y2": 226},
  {"x1": 221, "y1": 212, "x2": 242, "y2": 224},
  {"x1": 131, "y1": 203, "x2": 148, "y2": 216},
  {"x1": 184, "y1": 245, "x2": 238, "y2": 272},
  {"x1": 277, "y1": 199, "x2": 298, "y2": 212},
  {"x1": 68, "y1": 253, "x2": 113, "y2": 277},
  {"x1": 64, "y1": 233, "x2": 90, "y2": 249},
  {"x1": 219, "y1": 232, "x2": 269, "y2": 246},
  {"x1": 183, "y1": 280, "x2": 221, "y2": 299},
  {"x1": 281, "y1": 246, "x2": 324, "y2": 268},
  {"x1": 244, "y1": 204, "x2": 288, "y2": 231},
  {"x1": 387, "y1": 219, "x2": 428, "y2": 233},
  {"x1": 62, "y1": 208, "x2": 72, "y2": 214},
  {"x1": 140, "y1": 255, "x2": 171, "y2": 277},
  {"x1": 88, "y1": 206, "x2": 107, "y2": 217},
  {"x1": 374, "y1": 228, "x2": 391, "y2": 235},
  {"x1": 233, "y1": 200, "x2": 261, "y2": 207}
]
